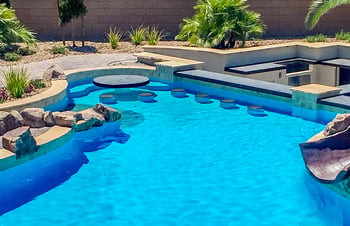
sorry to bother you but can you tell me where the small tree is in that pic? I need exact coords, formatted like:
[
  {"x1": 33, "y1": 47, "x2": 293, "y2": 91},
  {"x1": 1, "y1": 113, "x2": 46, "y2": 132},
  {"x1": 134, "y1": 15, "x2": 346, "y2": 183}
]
[
  {"x1": 57, "y1": 0, "x2": 87, "y2": 46},
  {"x1": 70, "y1": 0, "x2": 87, "y2": 47},
  {"x1": 58, "y1": 0, "x2": 71, "y2": 45},
  {"x1": 176, "y1": 0, "x2": 265, "y2": 49}
]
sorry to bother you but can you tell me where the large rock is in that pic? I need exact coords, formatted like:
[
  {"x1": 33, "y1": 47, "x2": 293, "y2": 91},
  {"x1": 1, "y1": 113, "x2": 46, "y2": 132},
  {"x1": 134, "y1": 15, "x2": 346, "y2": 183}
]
[
  {"x1": 43, "y1": 111, "x2": 56, "y2": 126},
  {"x1": 52, "y1": 111, "x2": 82, "y2": 127},
  {"x1": 79, "y1": 108, "x2": 105, "y2": 127},
  {"x1": 21, "y1": 108, "x2": 46, "y2": 128},
  {"x1": 93, "y1": 104, "x2": 121, "y2": 122},
  {"x1": 42, "y1": 64, "x2": 66, "y2": 81},
  {"x1": 2, "y1": 126, "x2": 37, "y2": 159},
  {"x1": 324, "y1": 113, "x2": 350, "y2": 136},
  {"x1": 0, "y1": 110, "x2": 25, "y2": 135}
]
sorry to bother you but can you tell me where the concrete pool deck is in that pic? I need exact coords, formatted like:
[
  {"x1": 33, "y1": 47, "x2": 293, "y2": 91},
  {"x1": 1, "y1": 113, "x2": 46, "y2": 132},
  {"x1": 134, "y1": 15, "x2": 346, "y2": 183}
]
[{"x1": 0, "y1": 53, "x2": 138, "y2": 80}]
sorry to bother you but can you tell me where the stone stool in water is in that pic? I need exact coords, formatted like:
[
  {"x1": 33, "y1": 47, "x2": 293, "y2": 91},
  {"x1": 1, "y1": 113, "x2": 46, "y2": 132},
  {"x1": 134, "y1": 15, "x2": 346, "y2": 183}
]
[
  {"x1": 247, "y1": 105, "x2": 265, "y2": 116},
  {"x1": 220, "y1": 99, "x2": 237, "y2": 109},
  {"x1": 138, "y1": 92, "x2": 156, "y2": 102},
  {"x1": 171, "y1": 88, "x2": 187, "y2": 98},
  {"x1": 195, "y1": 93, "x2": 212, "y2": 104},
  {"x1": 99, "y1": 94, "x2": 117, "y2": 105}
]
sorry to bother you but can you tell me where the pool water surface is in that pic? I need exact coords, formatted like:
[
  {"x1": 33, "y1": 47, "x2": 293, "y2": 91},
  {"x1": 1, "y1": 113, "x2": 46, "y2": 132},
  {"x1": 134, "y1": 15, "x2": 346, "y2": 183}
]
[{"x1": 0, "y1": 81, "x2": 347, "y2": 225}]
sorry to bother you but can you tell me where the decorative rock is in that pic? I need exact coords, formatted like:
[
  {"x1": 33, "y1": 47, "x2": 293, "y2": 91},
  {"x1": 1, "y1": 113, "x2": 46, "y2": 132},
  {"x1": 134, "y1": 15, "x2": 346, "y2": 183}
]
[
  {"x1": 0, "y1": 111, "x2": 25, "y2": 135},
  {"x1": 138, "y1": 92, "x2": 156, "y2": 102},
  {"x1": 171, "y1": 88, "x2": 187, "y2": 98},
  {"x1": 300, "y1": 125, "x2": 350, "y2": 183},
  {"x1": 74, "y1": 120, "x2": 92, "y2": 132},
  {"x1": 220, "y1": 99, "x2": 237, "y2": 109},
  {"x1": 99, "y1": 94, "x2": 117, "y2": 105},
  {"x1": 247, "y1": 106, "x2": 265, "y2": 116},
  {"x1": 42, "y1": 64, "x2": 66, "y2": 81},
  {"x1": 93, "y1": 104, "x2": 122, "y2": 122},
  {"x1": 79, "y1": 108, "x2": 105, "y2": 127},
  {"x1": 52, "y1": 111, "x2": 82, "y2": 127},
  {"x1": 2, "y1": 126, "x2": 37, "y2": 159},
  {"x1": 324, "y1": 113, "x2": 350, "y2": 136},
  {"x1": 195, "y1": 93, "x2": 212, "y2": 104},
  {"x1": 21, "y1": 108, "x2": 46, "y2": 128},
  {"x1": 43, "y1": 111, "x2": 56, "y2": 127}
]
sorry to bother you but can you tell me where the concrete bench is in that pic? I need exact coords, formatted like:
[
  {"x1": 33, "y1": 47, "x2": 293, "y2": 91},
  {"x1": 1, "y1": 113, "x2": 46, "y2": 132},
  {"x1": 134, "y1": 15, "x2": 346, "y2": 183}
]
[
  {"x1": 175, "y1": 69, "x2": 292, "y2": 98},
  {"x1": 225, "y1": 62, "x2": 285, "y2": 75}
]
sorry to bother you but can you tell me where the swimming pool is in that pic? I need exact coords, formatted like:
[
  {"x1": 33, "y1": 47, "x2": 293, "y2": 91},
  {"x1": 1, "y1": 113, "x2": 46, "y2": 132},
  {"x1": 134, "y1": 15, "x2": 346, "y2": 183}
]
[{"x1": 0, "y1": 79, "x2": 348, "y2": 225}]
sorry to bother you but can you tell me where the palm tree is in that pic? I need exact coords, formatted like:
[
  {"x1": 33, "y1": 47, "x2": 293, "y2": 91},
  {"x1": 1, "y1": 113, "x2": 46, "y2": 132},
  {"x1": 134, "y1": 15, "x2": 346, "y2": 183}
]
[
  {"x1": 0, "y1": 0, "x2": 10, "y2": 8},
  {"x1": 0, "y1": 4, "x2": 36, "y2": 46},
  {"x1": 305, "y1": 0, "x2": 350, "y2": 29},
  {"x1": 176, "y1": 0, "x2": 265, "y2": 49}
]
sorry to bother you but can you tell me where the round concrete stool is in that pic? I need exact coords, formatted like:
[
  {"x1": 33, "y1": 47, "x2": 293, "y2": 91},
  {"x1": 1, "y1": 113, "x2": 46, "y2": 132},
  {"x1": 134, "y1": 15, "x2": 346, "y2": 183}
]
[
  {"x1": 195, "y1": 93, "x2": 212, "y2": 104},
  {"x1": 138, "y1": 92, "x2": 156, "y2": 102},
  {"x1": 99, "y1": 94, "x2": 117, "y2": 104},
  {"x1": 171, "y1": 88, "x2": 187, "y2": 98},
  {"x1": 247, "y1": 105, "x2": 265, "y2": 116},
  {"x1": 220, "y1": 99, "x2": 237, "y2": 109}
]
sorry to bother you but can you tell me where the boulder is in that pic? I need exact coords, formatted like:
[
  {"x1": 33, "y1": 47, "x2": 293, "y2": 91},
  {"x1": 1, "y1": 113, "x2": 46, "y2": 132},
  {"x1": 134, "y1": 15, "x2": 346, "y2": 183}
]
[
  {"x1": 20, "y1": 108, "x2": 46, "y2": 128},
  {"x1": 93, "y1": 104, "x2": 122, "y2": 122},
  {"x1": 324, "y1": 113, "x2": 350, "y2": 136},
  {"x1": 2, "y1": 126, "x2": 37, "y2": 159},
  {"x1": 52, "y1": 111, "x2": 82, "y2": 127},
  {"x1": 43, "y1": 111, "x2": 56, "y2": 126},
  {"x1": 79, "y1": 108, "x2": 105, "y2": 127},
  {"x1": 42, "y1": 64, "x2": 66, "y2": 81},
  {"x1": 0, "y1": 110, "x2": 25, "y2": 135}
]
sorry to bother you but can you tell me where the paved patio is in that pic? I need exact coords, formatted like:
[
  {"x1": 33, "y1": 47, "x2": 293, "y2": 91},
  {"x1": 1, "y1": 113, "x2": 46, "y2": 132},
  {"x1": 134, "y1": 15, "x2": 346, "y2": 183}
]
[{"x1": 0, "y1": 53, "x2": 137, "y2": 80}]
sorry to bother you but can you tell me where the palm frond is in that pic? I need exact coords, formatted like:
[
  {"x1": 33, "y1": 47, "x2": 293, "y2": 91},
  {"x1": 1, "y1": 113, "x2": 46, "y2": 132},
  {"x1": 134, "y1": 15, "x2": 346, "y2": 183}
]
[{"x1": 305, "y1": 0, "x2": 350, "y2": 29}]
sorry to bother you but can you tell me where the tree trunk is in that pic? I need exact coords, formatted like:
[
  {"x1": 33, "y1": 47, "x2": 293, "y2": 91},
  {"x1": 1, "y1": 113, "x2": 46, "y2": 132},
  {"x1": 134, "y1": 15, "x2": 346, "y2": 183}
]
[
  {"x1": 72, "y1": 19, "x2": 76, "y2": 47},
  {"x1": 61, "y1": 25, "x2": 66, "y2": 46},
  {"x1": 81, "y1": 16, "x2": 85, "y2": 47}
]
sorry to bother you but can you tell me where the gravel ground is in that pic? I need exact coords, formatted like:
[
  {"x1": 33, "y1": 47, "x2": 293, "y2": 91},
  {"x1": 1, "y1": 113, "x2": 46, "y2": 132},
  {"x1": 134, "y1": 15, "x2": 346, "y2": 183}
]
[{"x1": 0, "y1": 38, "x2": 328, "y2": 67}]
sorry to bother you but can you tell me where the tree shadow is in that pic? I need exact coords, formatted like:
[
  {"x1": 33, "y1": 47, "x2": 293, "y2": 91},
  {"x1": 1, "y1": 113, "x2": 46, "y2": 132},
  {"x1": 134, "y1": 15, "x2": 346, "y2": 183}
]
[{"x1": 68, "y1": 45, "x2": 97, "y2": 53}]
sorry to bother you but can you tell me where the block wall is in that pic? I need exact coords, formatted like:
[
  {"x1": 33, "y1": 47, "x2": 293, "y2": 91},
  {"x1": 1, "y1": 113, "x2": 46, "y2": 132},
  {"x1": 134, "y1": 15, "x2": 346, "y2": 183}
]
[{"x1": 11, "y1": 0, "x2": 350, "y2": 40}]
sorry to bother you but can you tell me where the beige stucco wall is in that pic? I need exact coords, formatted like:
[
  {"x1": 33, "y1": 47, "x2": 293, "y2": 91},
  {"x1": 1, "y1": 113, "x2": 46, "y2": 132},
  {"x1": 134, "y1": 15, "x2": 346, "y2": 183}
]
[
  {"x1": 312, "y1": 64, "x2": 338, "y2": 86},
  {"x1": 11, "y1": 0, "x2": 350, "y2": 40}
]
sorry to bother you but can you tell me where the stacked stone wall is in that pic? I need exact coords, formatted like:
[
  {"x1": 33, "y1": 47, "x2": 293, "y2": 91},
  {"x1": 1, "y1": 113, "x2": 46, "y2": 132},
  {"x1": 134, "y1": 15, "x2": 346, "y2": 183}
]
[{"x1": 11, "y1": 0, "x2": 350, "y2": 40}]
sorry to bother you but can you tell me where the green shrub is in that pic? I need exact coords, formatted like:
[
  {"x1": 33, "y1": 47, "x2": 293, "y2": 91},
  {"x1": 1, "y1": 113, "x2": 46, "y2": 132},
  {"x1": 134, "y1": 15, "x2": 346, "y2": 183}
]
[
  {"x1": 4, "y1": 52, "x2": 20, "y2": 61},
  {"x1": 29, "y1": 79, "x2": 45, "y2": 89},
  {"x1": 335, "y1": 30, "x2": 350, "y2": 40},
  {"x1": 16, "y1": 47, "x2": 36, "y2": 56},
  {"x1": 51, "y1": 46, "x2": 68, "y2": 54},
  {"x1": 306, "y1": 34, "x2": 327, "y2": 42},
  {"x1": 128, "y1": 26, "x2": 146, "y2": 45},
  {"x1": 3, "y1": 67, "x2": 29, "y2": 98},
  {"x1": 146, "y1": 26, "x2": 165, "y2": 45},
  {"x1": 106, "y1": 27, "x2": 123, "y2": 49},
  {"x1": 176, "y1": 0, "x2": 265, "y2": 49}
]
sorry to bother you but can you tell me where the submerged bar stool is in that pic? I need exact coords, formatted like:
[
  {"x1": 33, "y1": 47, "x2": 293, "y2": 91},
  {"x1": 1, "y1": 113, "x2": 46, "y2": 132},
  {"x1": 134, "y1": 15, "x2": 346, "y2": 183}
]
[
  {"x1": 247, "y1": 105, "x2": 265, "y2": 116},
  {"x1": 195, "y1": 93, "x2": 212, "y2": 104},
  {"x1": 220, "y1": 99, "x2": 237, "y2": 109},
  {"x1": 99, "y1": 94, "x2": 117, "y2": 104},
  {"x1": 171, "y1": 88, "x2": 188, "y2": 98},
  {"x1": 138, "y1": 92, "x2": 156, "y2": 102}
]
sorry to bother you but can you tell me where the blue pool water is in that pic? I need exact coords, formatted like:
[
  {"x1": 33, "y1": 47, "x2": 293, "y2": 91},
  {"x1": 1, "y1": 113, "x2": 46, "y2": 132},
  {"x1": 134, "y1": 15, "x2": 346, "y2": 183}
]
[{"x1": 0, "y1": 80, "x2": 348, "y2": 225}]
